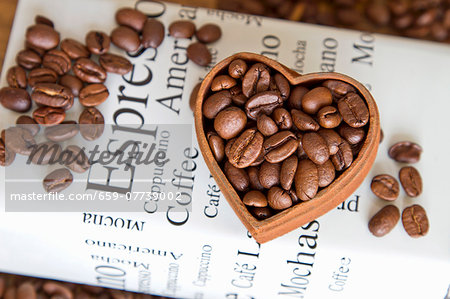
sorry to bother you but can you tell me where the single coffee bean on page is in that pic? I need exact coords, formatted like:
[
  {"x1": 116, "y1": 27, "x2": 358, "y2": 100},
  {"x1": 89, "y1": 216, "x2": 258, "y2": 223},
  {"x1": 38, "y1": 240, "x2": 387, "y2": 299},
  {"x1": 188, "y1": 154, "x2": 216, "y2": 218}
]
[
  {"x1": 168, "y1": 20, "x2": 196, "y2": 38},
  {"x1": 371, "y1": 174, "x2": 400, "y2": 201},
  {"x1": 85, "y1": 31, "x2": 111, "y2": 55},
  {"x1": 43, "y1": 168, "x2": 73, "y2": 193},
  {"x1": 187, "y1": 42, "x2": 212, "y2": 67},
  {"x1": 368, "y1": 205, "x2": 400, "y2": 237},
  {"x1": 402, "y1": 204, "x2": 429, "y2": 238},
  {"x1": 196, "y1": 23, "x2": 222, "y2": 44},
  {"x1": 115, "y1": 7, "x2": 147, "y2": 32},
  {"x1": 79, "y1": 84, "x2": 109, "y2": 107},
  {"x1": 399, "y1": 166, "x2": 423, "y2": 197},
  {"x1": 388, "y1": 141, "x2": 422, "y2": 163},
  {"x1": 0, "y1": 87, "x2": 32, "y2": 112},
  {"x1": 110, "y1": 26, "x2": 141, "y2": 53},
  {"x1": 141, "y1": 19, "x2": 165, "y2": 49},
  {"x1": 79, "y1": 107, "x2": 105, "y2": 141},
  {"x1": 6, "y1": 66, "x2": 27, "y2": 89}
]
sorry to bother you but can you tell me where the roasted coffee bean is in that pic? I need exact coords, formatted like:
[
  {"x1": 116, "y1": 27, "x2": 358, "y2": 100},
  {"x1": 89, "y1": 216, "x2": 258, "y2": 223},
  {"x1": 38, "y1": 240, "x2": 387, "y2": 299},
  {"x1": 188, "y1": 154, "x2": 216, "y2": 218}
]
[
  {"x1": 211, "y1": 75, "x2": 236, "y2": 91},
  {"x1": 0, "y1": 138, "x2": 15, "y2": 166},
  {"x1": 388, "y1": 141, "x2": 422, "y2": 163},
  {"x1": 322, "y1": 80, "x2": 355, "y2": 99},
  {"x1": 302, "y1": 87, "x2": 333, "y2": 114},
  {"x1": 317, "y1": 159, "x2": 335, "y2": 187},
  {"x1": 371, "y1": 174, "x2": 400, "y2": 201},
  {"x1": 59, "y1": 74, "x2": 83, "y2": 97},
  {"x1": 242, "y1": 63, "x2": 271, "y2": 98},
  {"x1": 42, "y1": 50, "x2": 71, "y2": 75},
  {"x1": 245, "y1": 91, "x2": 283, "y2": 120},
  {"x1": 196, "y1": 23, "x2": 222, "y2": 43},
  {"x1": 42, "y1": 281, "x2": 74, "y2": 299},
  {"x1": 302, "y1": 132, "x2": 329, "y2": 165},
  {"x1": 16, "y1": 49, "x2": 42, "y2": 69},
  {"x1": 79, "y1": 107, "x2": 105, "y2": 141},
  {"x1": 111, "y1": 26, "x2": 141, "y2": 52},
  {"x1": 415, "y1": 8, "x2": 438, "y2": 27},
  {"x1": 317, "y1": 106, "x2": 341, "y2": 129},
  {"x1": 28, "y1": 68, "x2": 58, "y2": 87},
  {"x1": 272, "y1": 107, "x2": 292, "y2": 130},
  {"x1": 142, "y1": 19, "x2": 165, "y2": 48},
  {"x1": 338, "y1": 92, "x2": 369, "y2": 128},
  {"x1": 295, "y1": 159, "x2": 319, "y2": 201},
  {"x1": 115, "y1": 7, "x2": 147, "y2": 32},
  {"x1": 243, "y1": 190, "x2": 268, "y2": 207},
  {"x1": 291, "y1": 109, "x2": 319, "y2": 131},
  {"x1": 368, "y1": 205, "x2": 400, "y2": 237},
  {"x1": 29, "y1": 141, "x2": 62, "y2": 165},
  {"x1": 259, "y1": 161, "x2": 281, "y2": 189},
  {"x1": 187, "y1": 42, "x2": 212, "y2": 67},
  {"x1": 44, "y1": 121, "x2": 79, "y2": 142},
  {"x1": 288, "y1": 86, "x2": 308, "y2": 109},
  {"x1": 257, "y1": 114, "x2": 278, "y2": 136},
  {"x1": 189, "y1": 82, "x2": 201, "y2": 112},
  {"x1": 228, "y1": 128, "x2": 264, "y2": 168},
  {"x1": 366, "y1": 2, "x2": 391, "y2": 26},
  {"x1": 17, "y1": 283, "x2": 36, "y2": 299},
  {"x1": 296, "y1": 132, "x2": 308, "y2": 159},
  {"x1": 379, "y1": 128, "x2": 384, "y2": 144},
  {"x1": 168, "y1": 20, "x2": 196, "y2": 38},
  {"x1": 60, "y1": 145, "x2": 90, "y2": 173},
  {"x1": 6, "y1": 66, "x2": 27, "y2": 89},
  {"x1": 207, "y1": 131, "x2": 225, "y2": 162},
  {"x1": 0, "y1": 87, "x2": 32, "y2": 112},
  {"x1": 224, "y1": 160, "x2": 249, "y2": 192},
  {"x1": 431, "y1": 22, "x2": 448, "y2": 41},
  {"x1": 26, "y1": 24, "x2": 60, "y2": 50},
  {"x1": 85, "y1": 31, "x2": 110, "y2": 55},
  {"x1": 31, "y1": 83, "x2": 74, "y2": 109},
  {"x1": 247, "y1": 166, "x2": 264, "y2": 191},
  {"x1": 388, "y1": 0, "x2": 410, "y2": 16},
  {"x1": 251, "y1": 206, "x2": 273, "y2": 220},
  {"x1": 73, "y1": 58, "x2": 107, "y2": 83},
  {"x1": 4, "y1": 127, "x2": 36, "y2": 155},
  {"x1": 43, "y1": 168, "x2": 73, "y2": 192},
  {"x1": 229, "y1": 86, "x2": 247, "y2": 106},
  {"x1": 268, "y1": 186, "x2": 292, "y2": 210},
  {"x1": 330, "y1": 139, "x2": 353, "y2": 171},
  {"x1": 35, "y1": 15, "x2": 54, "y2": 27},
  {"x1": 338, "y1": 123, "x2": 365, "y2": 145},
  {"x1": 393, "y1": 13, "x2": 414, "y2": 29},
  {"x1": 202, "y1": 90, "x2": 232, "y2": 119},
  {"x1": 33, "y1": 106, "x2": 65, "y2": 125},
  {"x1": 23, "y1": 42, "x2": 46, "y2": 59},
  {"x1": 351, "y1": 141, "x2": 364, "y2": 157},
  {"x1": 228, "y1": 59, "x2": 248, "y2": 79},
  {"x1": 225, "y1": 138, "x2": 236, "y2": 159},
  {"x1": 79, "y1": 84, "x2": 109, "y2": 107},
  {"x1": 270, "y1": 73, "x2": 290, "y2": 100},
  {"x1": 318, "y1": 128, "x2": 342, "y2": 155},
  {"x1": 250, "y1": 146, "x2": 265, "y2": 167},
  {"x1": 263, "y1": 131, "x2": 298, "y2": 163},
  {"x1": 336, "y1": 7, "x2": 361, "y2": 26},
  {"x1": 280, "y1": 155, "x2": 298, "y2": 190},
  {"x1": 399, "y1": 166, "x2": 423, "y2": 197},
  {"x1": 60, "y1": 38, "x2": 90, "y2": 59},
  {"x1": 214, "y1": 107, "x2": 247, "y2": 139},
  {"x1": 16, "y1": 115, "x2": 40, "y2": 136},
  {"x1": 402, "y1": 204, "x2": 429, "y2": 238}
]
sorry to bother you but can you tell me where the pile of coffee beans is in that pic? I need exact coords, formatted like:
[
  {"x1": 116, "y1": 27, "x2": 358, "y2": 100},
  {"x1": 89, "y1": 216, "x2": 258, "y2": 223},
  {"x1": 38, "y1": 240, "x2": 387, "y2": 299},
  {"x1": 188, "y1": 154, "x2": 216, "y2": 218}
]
[
  {"x1": 202, "y1": 58, "x2": 371, "y2": 220},
  {"x1": 368, "y1": 141, "x2": 428, "y2": 238}
]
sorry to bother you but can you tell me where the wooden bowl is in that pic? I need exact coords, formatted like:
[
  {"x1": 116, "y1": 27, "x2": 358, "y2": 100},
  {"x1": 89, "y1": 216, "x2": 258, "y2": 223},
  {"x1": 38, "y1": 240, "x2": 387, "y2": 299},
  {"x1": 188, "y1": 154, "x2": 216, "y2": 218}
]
[{"x1": 195, "y1": 52, "x2": 380, "y2": 243}]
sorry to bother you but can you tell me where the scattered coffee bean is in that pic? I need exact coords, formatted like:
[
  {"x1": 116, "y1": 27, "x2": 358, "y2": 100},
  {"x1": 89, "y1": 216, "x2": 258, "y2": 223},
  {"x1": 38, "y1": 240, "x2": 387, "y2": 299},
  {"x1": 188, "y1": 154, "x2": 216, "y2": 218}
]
[
  {"x1": 17, "y1": 283, "x2": 37, "y2": 299},
  {"x1": 44, "y1": 121, "x2": 79, "y2": 142},
  {"x1": 33, "y1": 106, "x2": 65, "y2": 125},
  {"x1": 59, "y1": 74, "x2": 83, "y2": 97},
  {"x1": 169, "y1": 20, "x2": 196, "y2": 38},
  {"x1": 16, "y1": 49, "x2": 42, "y2": 69},
  {"x1": 78, "y1": 107, "x2": 105, "y2": 141},
  {"x1": 399, "y1": 166, "x2": 422, "y2": 197},
  {"x1": 85, "y1": 31, "x2": 111, "y2": 55},
  {"x1": 6, "y1": 66, "x2": 27, "y2": 89},
  {"x1": 60, "y1": 38, "x2": 90, "y2": 59},
  {"x1": 111, "y1": 26, "x2": 141, "y2": 52},
  {"x1": 0, "y1": 87, "x2": 32, "y2": 112},
  {"x1": 402, "y1": 204, "x2": 429, "y2": 237},
  {"x1": 42, "y1": 49, "x2": 71, "y2": 75},
  {"x1": 73, "y1": 58, "x2": 107, "y2": 83},
  {"x1": 368, "y1": 205, "x2": 400, "y2": 237},
  {"x1": 61, "y1": 145, "x2": 90, "y2": 173},
  {"x1": 28, "y1": 68, "x2": 58, "y2": 87},
  {"x1": 31, "y1": 83, "x2": 74, "y2": 109},
  {"x1": 79, "y1": 84, "x2": 109, "y2": 107},
  {"x1": 35, "y1": 15, "x2": 54, "y2": 27},
  {"x1": 187, "y1": 42, "x2": 212, "y2": 67},
  {"x1": 371, "y1": 174, "x2": 400, "y2": 201},
  {"x1": 26, "y1": 24, "x2": 60, "y2": 50},
  {"x1": 3, "y1": 127, "x2": 36, "y2": 155},
  {"x1": 115, "y1": 8, "x2": 147, "y2": 32},
  {"x1": 16, "y1": 115, "x2": 40, "y2": 136},
  {"x1": 388, "y1": 141, "x2": 422, "y2": 163},
  {"x1": 142, "y1": 19, "x2": 165, "y2": 48},
  {"x1": 99, "y1": 53, "x2": 132, "y2": 75},
  {"x1": 29, "y1": 141, "x2": 62, "y2": 165},
  {"x1": 196, "y1": 23, "x2": 222, "y2": 43},
  {"x1": 43, "y1": 168, "x2": 73, "y2": 192}
]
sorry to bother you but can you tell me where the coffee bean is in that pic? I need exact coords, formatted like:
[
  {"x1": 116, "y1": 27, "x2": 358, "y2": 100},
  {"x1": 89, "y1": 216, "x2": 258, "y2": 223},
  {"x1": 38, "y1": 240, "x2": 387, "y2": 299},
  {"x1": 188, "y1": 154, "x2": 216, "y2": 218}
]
[
  {"x1": 115, "y1": 8, "x2": 147, "y2": 32},
  {"x1": 26, "y1": 24, "x2": 60, "y2": 50},
  {"x1": 431, "y1": 22, "x2": 448, "y2": 41},
  {"x1": 415, "y1": 8, "x2": 438, "y2": 27},
  {"x1": 187, "y1": 42, "x2": 212, "y2": 67},
  {"x1": 245, "y1": 91, "x2": 283, "y2": 120},
  {"x1": 291, "y1": 109, "x2": 319, "y2": 131},
  {"x1": 44, "y1": 121, "x2": 79, "y2": 142},
  {"x1": 336, "y1": 7, "x2": 361, "y2": 26},
  {"x1": 330, "y1": 139, "x2": 353, "y2": 171},
  {"x1": 6, "y1": 66, "x2": 27, "y2": 89},
  {"x1": 42, "y1": 50, "x2": 71, "y2": 75},
  {"x1": 302, "y1": 87, "x2": 333, "y2": 114},
  {"x1": 35, "y1": 15, "x2": 54, "y2": 27},
  {"x1": 28, "y1": 68, "x2": 58, "y2": 87},
  {"x1": 189, "y1": 82, "x2": 201, "y2": 112},
  {"x1": 402, "y1": 204, "x2": 429, "y2": 237},
  {"x1": 250, "y1": 147, "x2": 265, "y2": 167},
  {"x1": 202, "y1": 90, "x2": 232, "y2": 119},
  {"x1": 393, "y1": 13, "x2": 414, "y2": 29},
  {"x1": 296, "y1": 133, "x2": 308, "y2": 159},
  {"x1": 288, "y1": 86, "x2": 308, "y2": 109},
  {"x1": 224, "y1": 160, "x2": 249, "y2": 192},
  {"x1": 338, "y1": 123, "x2": 365, "y2": 145},
  {"x1": 317, "y1": 105, "x2": 342, "y2": 128},
  {"x1": 388, "y1": 0, "x2": 410, "y2": 16},
  {"x1": 247, "y1": 166, "x2": 264, "y2": 191},
  {"x1": 4, "y1": 127, "x2": 36, "y2": 155},
  {"x1": 33, "y1": 106, "x2": 65, "y2": 125},
  {"x1": 259, "y1": 161, "x2": 281, "y2": 189},
  {"x1": 338, "y1": 92, "x2": 369, "y2": 128},
  {"x1": 228, "y1": 59, "x2": 248, "y2": 79},
  {"x1": 207, "y1": 131, "x2": 225, "y2": 162},
  {"x1": 270, "y1": 73, "x2": 290, "y2": 100},
  {"x1": 79, "y1": 107, "x2": 105, "y2": 141},
  {"x1": 243, "y1": 190, "x2": 268, "y2": 207},
  {"x1": 379, "y1": 128, "x2": 384, "y2": 144},
  {"x1": 366, "y1": 2, "x2": 391, "y2": 26},
  {"x1": 263, "y1": 131, "x2": 298, "y2": 163},
  {"x1": 388, "y1": 141, "x2": 422, "y2": 163},
  {"x1": 242, "y1": 63, "x2": 270, "y2": 98},
  {"x1": 31, "y1": 83, "x2": 74, "y2": 109},
  {"x1": 211, "y1": 75, "x2": 237, "y2": 91},
  {"x1": 59, "y1": 74, "x2": 83, "y2": 97},
  {"x1": 317, "y1": 159, "x2": 335, "y2": 187},
  {"x1": 17, "y1": 283, "x2": 36, "y2": 299},
  {"x1": 196, "y1": 23, "x2": 222, "y2": 43},
  {"x1": 322, "y1": 80, "x2": 355, "y2": 99},
  {"x1": 318, "y1": 128, "x2": 342, "y2": 155},
  {"x1": 141, "y1": 19, "x2": 165, "y2": 48},
  {"x1": 251, "y1": 206, "x2": 273, "y2": 220},
  {"x1": 268, "y1": 186, "x2": 292, "y2": 210},
  {"x1": 29, "y1": 141, "x2": 62, "y2": 165},
  {"x1": 85, "y1": 31, "x2": 111, "y2": 55},
  {"x1": 295, "y1": 159, "x2": 319, "y2": 201},
  {"x1": 168, "y1": 20, "x2": 196, "y2": 38},
  {"x1": 60, "y1": 38, "x2": 90, "y2": 59},
  {"x1": 42, "y1": 281, "x2": 74, "y2": 299},
  {"x1": 302, "y1": 132, "x2": 329, "y2": 165},
  {"x1": 272, "y1": 108, "x2": 292, "y2": 130},
  {"x1": 0, "y1": 137, "x2": 15, "y2": 166},
  {"x1": 111, "y1": 26, "x2": 141, "y2": 52},
  {"x1": 73, "y1": 58, "x2": 107, "y2": 83},
  {"x1": 257, "y1": 114, "x2": 278, "y2": 136},
  {"x1": 368, "y1": 205, "x2": 400, "y2": 237},
  {"x1": 371, "y1": 174, "x2": 400, "y2": 201},
  {"x1": 229, "y1": 86, "x2": 247, "y2": 106},
  {"x1": 0, "y1": 87, "x2": 32, "y2": 112},
  {"x1": 61, "y1": 145, "x2": 90, "y2": 173},
  {"x1": 16, "y1": 115, "x2": 40, "y2": 136},
  {"x1": 280, "y1": 155, "x2": 298, "y2": 190},
  {"x1": 214, "y1": 107, "x2": 247, "y2": 139},
  {"x1": 43, "y1": 168, "x2": 73, "y2": 192},
  {"x1": 79, "y1": 84, "x2": 109, "y2": 107},
  {"x1": 227, "y1": 128, "x2": 264, "y2": 168},
  {"x1": 16, "y1": 49, "x2": 42, "y2": 69},
  {"x1": 399, "y1": 166, "x2": 423, "y2": 197}
]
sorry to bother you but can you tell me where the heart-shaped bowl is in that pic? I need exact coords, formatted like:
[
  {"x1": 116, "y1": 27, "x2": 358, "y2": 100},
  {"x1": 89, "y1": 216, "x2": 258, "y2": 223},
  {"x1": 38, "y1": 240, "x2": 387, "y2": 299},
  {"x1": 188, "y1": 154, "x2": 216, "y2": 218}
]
[{"x1": 195, "y1": 52, "x2": 380, "y2": 243}]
